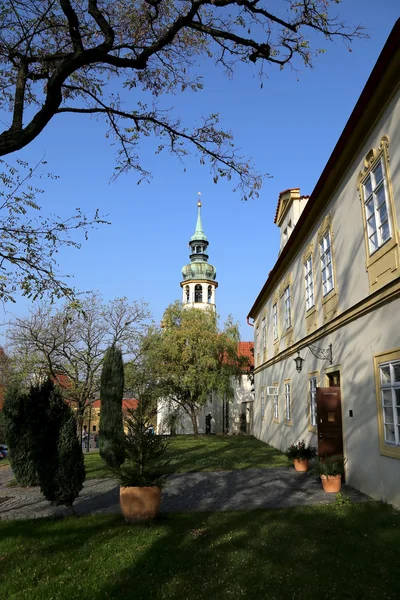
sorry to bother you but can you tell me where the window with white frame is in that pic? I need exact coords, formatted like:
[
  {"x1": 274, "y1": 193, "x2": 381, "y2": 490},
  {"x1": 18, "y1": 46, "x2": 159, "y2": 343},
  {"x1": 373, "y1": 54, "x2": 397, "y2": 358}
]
[
  {"x1": 363, "y1": 157, "x2": 391, "y2": 254},
  {"x1": 256, "y1": 326, "x2": 260, "y2": 356},
  {"x1": 309, "y1": 376, "x2": 317, "y2": 428},
  {"x1": 262, "y1": 317, "x2": 267, "y2": 351},
  {"x1": 261, "y1": 389, "x2": 265, "y2": 419},
  {"x1": 304, "y1": 255, "x2": 315, "y2": 311},
  {"x1": 273, "y1": 390, "x2": 279, "y2": 420},
  {"x1": 285, "y1": 382, "x2": 291, "y2": 421},
  {"x1": 272, "y1": 303, "x2": 278, "y2": 341},
  {"x1": 320, "y1": 230, "x2": 334, "y2": 296},
  {"x1": 379, "y1": 360, "x2": 400, "y2": 446},
  {"x1": 284, "y1": 285, "x2": 291, "y2": 330}
]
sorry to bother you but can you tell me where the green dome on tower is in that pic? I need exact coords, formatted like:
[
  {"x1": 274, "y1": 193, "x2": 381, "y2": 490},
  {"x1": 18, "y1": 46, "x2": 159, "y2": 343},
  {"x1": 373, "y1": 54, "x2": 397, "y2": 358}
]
[{"x1": 181, "y1": 194, "x2": 217, "y2": 283}]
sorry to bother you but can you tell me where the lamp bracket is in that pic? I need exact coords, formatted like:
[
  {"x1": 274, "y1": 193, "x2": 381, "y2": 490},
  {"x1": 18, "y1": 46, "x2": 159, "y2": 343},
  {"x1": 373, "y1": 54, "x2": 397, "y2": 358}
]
[{"x1": 307, "y1": 342, "x2": 332, "y2": 364}]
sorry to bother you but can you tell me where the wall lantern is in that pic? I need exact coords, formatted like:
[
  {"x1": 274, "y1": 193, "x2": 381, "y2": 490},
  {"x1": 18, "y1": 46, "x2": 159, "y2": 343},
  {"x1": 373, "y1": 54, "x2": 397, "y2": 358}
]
[
  {"x1": 294, "y1": 351, "x2": 304, "y2": 373},
  {"x1": 294, "y1": 343, "x2": 333, "y2": 373}
]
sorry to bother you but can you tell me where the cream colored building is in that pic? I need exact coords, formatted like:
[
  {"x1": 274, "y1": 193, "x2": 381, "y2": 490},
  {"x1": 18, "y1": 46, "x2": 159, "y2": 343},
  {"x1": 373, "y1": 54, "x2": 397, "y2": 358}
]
[{"x1": 248, "y1": 21, "x2": 400, "y2": 508}]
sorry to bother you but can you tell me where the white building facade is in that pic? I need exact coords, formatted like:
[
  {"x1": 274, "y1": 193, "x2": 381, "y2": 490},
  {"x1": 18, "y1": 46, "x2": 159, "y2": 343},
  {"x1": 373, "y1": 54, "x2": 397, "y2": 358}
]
[{"x1": 248, "y1": 22, "x2": 400, "y2": 508}]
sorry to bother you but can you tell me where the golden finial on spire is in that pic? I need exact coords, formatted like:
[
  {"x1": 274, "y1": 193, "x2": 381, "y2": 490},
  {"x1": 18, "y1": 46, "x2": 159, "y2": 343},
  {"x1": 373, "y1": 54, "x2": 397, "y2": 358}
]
[{"x1": 197, "y1": 191, "x2": 202, "y2": 207}]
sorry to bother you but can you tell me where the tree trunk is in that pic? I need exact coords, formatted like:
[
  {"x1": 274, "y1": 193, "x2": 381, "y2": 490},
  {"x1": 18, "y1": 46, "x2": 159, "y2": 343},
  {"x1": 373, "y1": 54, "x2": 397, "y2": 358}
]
[{"x1": 189, "y1": 410, "x2": 198, "y2": 435}]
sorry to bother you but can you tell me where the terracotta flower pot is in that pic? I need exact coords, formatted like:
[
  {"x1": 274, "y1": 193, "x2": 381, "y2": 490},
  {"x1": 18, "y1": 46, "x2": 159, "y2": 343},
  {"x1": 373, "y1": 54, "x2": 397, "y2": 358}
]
[
  {"x1": 120, "y1": 485, "x2": 161, "y2": 523},
  {"x1": 293, "y1": 458, "x2": 309, "y2": 472},
  {"x1": 320, "y1": 474, "x2": 342, "y2": 493}
]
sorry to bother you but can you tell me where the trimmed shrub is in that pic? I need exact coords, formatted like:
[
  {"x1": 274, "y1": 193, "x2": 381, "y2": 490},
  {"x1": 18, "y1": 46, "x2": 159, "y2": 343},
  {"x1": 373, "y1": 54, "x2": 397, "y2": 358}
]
[
  {"x1": 52, "y1": 413, "x2": 85, "y2": 510},
  {"x1": 99, "y1": 345, "x2": 125, "y2": 469},
  {"x1": 0, "y1": 410, "x2": 5, "y2": 444},
  {"x1": 29, "y1": 380, "x2": 85, "y2": 509},
  {"x1": 3, "y1": 383, "x2": 38, "y2": 485}
]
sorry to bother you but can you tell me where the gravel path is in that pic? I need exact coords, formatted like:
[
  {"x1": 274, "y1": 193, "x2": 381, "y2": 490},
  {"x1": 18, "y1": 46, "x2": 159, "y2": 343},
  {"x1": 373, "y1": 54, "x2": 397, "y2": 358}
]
[{"x1": 0, "y1": 464, "x2": 369, "y2": 521}]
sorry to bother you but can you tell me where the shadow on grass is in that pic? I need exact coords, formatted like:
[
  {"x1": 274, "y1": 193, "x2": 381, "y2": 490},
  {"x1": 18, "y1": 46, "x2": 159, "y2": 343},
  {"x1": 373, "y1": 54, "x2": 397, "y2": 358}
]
[
  {"x1": 84, "y1": 435, "x2": 290, "y2": 480},
  {"x1": 0, "y1": 503, "x2": 399, "y2": 600},
  {"x1": 161, "y1": 434, "x2": 290, "y2": 474}
]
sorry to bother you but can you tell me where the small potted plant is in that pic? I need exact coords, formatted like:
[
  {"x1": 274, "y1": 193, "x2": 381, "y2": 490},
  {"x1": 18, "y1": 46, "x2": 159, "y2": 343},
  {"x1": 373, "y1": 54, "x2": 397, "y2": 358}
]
[
  {"x1": 116, "y1": 399, "x2": 170, "y2": 524},
  {"x1": 285, "y1": 440, "x2": 317, "y2": 472},
  {"x1": 314, "y1": 455, "x2": 346, "y2": 493}
]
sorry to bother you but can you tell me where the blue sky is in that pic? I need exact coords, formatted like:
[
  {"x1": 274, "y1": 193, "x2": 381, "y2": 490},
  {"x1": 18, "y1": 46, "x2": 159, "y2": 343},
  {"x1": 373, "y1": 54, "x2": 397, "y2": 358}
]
[{"x1": 1, "y1": 2, "x2": 399, "y2": 339}]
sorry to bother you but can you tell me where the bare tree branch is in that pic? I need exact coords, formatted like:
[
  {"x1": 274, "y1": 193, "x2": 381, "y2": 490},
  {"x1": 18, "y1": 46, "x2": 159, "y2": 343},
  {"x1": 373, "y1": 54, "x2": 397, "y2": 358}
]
[{"x1": 0, "y1": 1, "x2": 366, "y2": 200}]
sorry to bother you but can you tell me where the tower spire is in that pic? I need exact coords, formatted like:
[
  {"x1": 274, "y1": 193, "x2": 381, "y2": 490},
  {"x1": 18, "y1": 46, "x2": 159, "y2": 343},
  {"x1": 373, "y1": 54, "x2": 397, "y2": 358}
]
[
  {"x1": 192, "y1": 192, "x2": 208, "y2": 242},
  {"x1": 180, "y1": 193, "x2": 218, "y2": 310}
]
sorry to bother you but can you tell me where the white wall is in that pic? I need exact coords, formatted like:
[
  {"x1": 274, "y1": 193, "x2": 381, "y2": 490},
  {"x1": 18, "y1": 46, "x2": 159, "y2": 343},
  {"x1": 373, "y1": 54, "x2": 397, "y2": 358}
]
[
  {"x1": 253, "y1": 299, "x2": 400, "y2": 508},
  {"x1": 157, "y1": 374, "x2": 254, "y2": 435}
]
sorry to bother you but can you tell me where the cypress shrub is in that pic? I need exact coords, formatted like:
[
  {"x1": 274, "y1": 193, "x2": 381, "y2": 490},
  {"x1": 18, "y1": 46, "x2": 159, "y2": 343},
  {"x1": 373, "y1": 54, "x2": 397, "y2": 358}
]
[
  {"x1": 3, "y1": 383, "x2": 38, "y2": 486},
  {"x1": 99, "y1": 345, "x2": 125, "y2": 469},
  {"x1": 0, "y1": 409, "x2": 5, "y2": 444},
  {"x1": 29, "y1": 380, "x2": 85, "y2": 509},
  {"x1": 52, "y1": 413, "x2": 85, "y2": 511}
]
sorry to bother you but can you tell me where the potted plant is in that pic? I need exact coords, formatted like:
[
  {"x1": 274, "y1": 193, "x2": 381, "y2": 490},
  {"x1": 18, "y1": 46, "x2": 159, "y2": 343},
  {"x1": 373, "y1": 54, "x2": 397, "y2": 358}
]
[
  {"x1": 285, "y1": 440, "x2": 317, "y2": 472},
  {"x1": 314, "y1": 455, "x2": 346, "y2": 493},
  {"x1": 116, "y1": 403, "x2": 170, "y2": 523}
]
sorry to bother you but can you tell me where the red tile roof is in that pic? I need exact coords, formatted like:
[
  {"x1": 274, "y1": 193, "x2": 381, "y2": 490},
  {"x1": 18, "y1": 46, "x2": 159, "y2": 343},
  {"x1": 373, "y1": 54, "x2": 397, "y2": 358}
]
[
  {"x1": 53, "y1": 373, "x2": 71, "y2": 389},
  {"x1": 238, "y1": 341, "x2": 254, "y2": 369}
]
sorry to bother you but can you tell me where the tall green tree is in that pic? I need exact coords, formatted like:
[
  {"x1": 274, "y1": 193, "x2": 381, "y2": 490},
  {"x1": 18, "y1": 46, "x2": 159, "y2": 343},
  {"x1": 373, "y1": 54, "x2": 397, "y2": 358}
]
[
  {"x1": 147, "y1": 302, "x2": 247, "y2": 434},
  {"x1": 99, "y1": 345, "x2": 125, "y2": 469},
  {"x1": 0, "y1": 2, "x2": 364, "y2": 200},
  {"x1": 3, "y1": 383, "x2": 38, "y2": 485}
]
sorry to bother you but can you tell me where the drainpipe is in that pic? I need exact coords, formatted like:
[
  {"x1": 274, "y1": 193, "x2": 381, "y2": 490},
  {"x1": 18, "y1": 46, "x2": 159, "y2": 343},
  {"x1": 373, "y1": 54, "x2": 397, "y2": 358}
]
[{"x1": 247, "y1": 316, "x2": 254, "y2": 327}]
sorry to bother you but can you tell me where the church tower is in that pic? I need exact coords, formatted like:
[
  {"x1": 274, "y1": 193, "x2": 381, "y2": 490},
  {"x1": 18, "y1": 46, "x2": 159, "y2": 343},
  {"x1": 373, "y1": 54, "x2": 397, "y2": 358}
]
[{"x1": 181, "y1": 194, "x2": 218, "y2": 310}]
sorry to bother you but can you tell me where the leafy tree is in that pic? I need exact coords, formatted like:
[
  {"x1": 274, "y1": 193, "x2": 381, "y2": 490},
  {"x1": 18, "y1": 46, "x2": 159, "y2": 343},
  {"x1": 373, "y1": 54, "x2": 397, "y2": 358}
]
[
  {"x1": 7, "y1": 293, "x2": 150, "y2": 432},
  {"x1": 0, "y1": 158, "x2": 106, "y2": 303},
  {"x1": 0, "y1": 1, "x2": 364, "y2": 200},
  {"x1": 99, "y1": 345, "x2": 125, "y2": 469},
  {"x1": 3, "y1": 382, "x2": 38, "y2": 485},
  {"x1": 29, "y1": 379, "x2": 85, "y2": 512},
  {"x1": 146, "y1": 301, "x2": 247, "y2": 434}
]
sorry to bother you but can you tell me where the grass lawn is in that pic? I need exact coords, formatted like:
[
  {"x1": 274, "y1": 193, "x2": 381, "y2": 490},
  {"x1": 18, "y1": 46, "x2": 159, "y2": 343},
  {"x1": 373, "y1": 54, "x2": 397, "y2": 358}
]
[
  {"x1": 0, "y1": 502, "x2": 398, "y2": 600},
  {"x1": 84, "y1": 434, "x2": 290, "y2": 479}
]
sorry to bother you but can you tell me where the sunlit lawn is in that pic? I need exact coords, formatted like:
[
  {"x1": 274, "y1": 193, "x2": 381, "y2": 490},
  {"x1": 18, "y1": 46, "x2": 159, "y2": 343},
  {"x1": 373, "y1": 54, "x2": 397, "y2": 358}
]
[
  {"x1": 84, "y1": 434, "x2": 290, "y2": 479},
  {"x1": 0, "y1": 502, "x2": 398, "y2": 600}
]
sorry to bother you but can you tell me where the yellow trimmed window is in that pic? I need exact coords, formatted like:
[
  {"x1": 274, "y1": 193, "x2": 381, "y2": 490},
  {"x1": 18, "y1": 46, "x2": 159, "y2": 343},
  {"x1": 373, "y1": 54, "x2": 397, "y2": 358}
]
[
  {"x1": 358, "y1": 136, "x2": 399, "y2": 293},
  {"x1": 362, "y1": 156, "x2": 391, "y2": 254},
  {"x1": 284, "y1": 285, "x2": 292, "y2": 330},
  {"x1": 304, "y1": 255, "x2": 315, "y2": 311},
  {"x1": 261, "y1": 388, "x2": 265, "y2": 419},
  {"x1": 320, "y1": 229, "x2": 334, "y2": 296},
  {"x1": 374, "y1": 349, "x2": 400, "y2": 459},
  {"x1": 272, "y1": 302, "x2": 278, "y2": 341}
]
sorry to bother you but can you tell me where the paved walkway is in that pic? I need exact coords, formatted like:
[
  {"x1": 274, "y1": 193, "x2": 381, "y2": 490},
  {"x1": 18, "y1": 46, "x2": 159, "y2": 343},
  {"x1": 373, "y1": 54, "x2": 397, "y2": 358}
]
[{"x1": 0, "y1": 464, "x2": 370, "y2": 521}]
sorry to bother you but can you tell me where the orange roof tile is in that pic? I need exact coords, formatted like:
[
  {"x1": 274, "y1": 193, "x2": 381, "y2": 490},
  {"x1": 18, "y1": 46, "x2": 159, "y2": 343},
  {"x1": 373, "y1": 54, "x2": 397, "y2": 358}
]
[{"x1": 238, "y1": 341, "x2": 254, "y2": 369}]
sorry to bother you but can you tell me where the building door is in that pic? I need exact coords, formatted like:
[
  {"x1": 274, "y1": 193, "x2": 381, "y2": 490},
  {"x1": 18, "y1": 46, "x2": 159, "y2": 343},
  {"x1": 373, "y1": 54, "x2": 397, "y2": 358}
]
[
  {"x1": 316, "y1": 379, "x2": 343, "y2": 457},
  {"x1": 246, "y1": 403, "x2": 253, "y2": 435}
]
